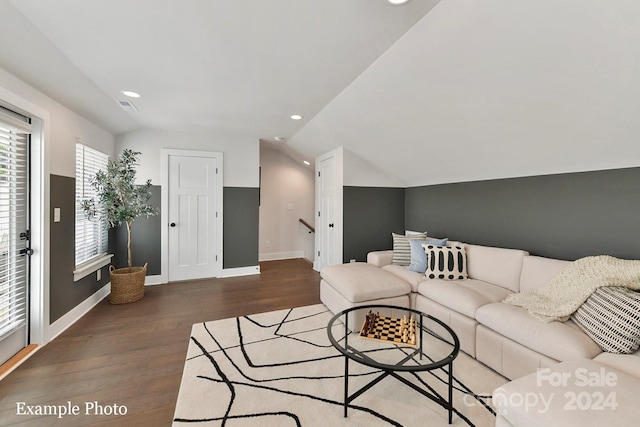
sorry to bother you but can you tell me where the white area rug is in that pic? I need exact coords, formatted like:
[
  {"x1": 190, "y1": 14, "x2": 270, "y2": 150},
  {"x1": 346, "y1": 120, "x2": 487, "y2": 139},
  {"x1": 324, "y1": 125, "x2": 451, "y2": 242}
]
[{"x1": 173, "y1": 304, "x2": 507, "y2": 426}]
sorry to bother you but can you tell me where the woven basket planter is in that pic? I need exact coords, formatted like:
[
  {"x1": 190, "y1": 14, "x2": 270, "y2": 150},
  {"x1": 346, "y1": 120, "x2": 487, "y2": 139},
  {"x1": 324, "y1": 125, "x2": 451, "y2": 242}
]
[{"x1": 109, "y1": 263, "x2": 147, "y2": 304}]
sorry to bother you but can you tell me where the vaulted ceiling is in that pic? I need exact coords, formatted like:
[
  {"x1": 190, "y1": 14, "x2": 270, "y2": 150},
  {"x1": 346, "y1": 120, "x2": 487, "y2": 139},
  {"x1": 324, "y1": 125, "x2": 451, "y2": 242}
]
[
  {"x1": 1, "y1": 0, "x2": 438, "y2": 141},
  {"x1": 2, "y1": 0, "x2": 639, "y2": 187}
]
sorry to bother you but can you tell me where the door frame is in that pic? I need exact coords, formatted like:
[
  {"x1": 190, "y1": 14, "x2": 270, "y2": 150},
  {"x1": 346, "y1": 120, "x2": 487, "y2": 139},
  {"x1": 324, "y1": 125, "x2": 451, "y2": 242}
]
[
  {"x1": 160, "y1": 149, "x2": 224, "y2": 283},
  {"x1": 314, "y1": 147, "x2": 343, "y2": 271},
  {"x1": 0, "y1": 88, "x2": 48, "y2": 347}
]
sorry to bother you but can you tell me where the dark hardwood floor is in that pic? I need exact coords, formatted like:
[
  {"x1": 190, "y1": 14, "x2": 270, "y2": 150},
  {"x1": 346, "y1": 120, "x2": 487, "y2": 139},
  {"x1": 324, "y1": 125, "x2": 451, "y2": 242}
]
[{"x1": 0, "y1": 259, "x2": 321, "y2": 426}]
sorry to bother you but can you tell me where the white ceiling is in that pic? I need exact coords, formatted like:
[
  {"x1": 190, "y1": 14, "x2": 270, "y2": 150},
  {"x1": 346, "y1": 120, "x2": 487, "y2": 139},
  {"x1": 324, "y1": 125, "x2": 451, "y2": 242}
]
[
  {"x1": 3, "y1": 0, "x2": 438, "y2": 138},
  {"x1": 3, "y1": 0, "x2": 640, "y2": 187},
  {"x1": 288, "y1": 0, "x2": 640, "y2": 186}
]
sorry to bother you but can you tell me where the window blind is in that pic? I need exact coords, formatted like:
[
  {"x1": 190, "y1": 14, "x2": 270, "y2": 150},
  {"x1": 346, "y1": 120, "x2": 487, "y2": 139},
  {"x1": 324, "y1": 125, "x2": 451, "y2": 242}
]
[
  {"x1": 0, "y1": 108, "x2": 30, "y2": 338},
  {"x1": 75, "y1": 144, "x2": 109, "y2": 267}
]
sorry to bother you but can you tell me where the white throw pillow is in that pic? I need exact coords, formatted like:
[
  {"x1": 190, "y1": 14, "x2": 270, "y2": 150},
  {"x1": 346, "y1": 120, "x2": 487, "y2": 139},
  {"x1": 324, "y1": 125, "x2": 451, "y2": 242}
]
[{"x1": 423, "y1": 244, "x2": 468, "y2": 280}]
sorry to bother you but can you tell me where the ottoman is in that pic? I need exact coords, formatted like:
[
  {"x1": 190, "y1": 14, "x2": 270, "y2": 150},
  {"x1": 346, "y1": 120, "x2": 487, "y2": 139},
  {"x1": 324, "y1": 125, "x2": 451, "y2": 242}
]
[{"x1": 320, "y1": 262, "x2": 411, "y2": 331}]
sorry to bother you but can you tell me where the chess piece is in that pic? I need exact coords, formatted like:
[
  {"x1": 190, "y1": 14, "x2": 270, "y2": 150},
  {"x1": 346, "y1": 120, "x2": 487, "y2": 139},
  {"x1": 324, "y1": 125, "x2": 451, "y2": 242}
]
[{"x1": 364, "y1": 310, "x2": 378, "y2": 335}]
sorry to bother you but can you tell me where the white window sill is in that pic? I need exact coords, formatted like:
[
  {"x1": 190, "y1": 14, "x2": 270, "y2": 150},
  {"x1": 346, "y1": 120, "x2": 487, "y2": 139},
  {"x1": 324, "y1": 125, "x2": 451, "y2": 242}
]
[{"x1": 73, "y1": 254, "x2": 114, "y2": 282}]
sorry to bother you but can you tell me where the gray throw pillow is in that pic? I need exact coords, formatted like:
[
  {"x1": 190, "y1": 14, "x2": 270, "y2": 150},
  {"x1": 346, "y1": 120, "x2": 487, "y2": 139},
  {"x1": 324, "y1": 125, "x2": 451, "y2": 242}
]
[{"x1": 408, "y1": 238, "x2": 448, "y2": 273}]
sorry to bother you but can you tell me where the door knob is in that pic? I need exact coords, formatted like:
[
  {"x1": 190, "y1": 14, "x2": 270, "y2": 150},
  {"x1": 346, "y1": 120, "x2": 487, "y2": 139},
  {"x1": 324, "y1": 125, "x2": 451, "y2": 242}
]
[{"x1": 170, "y1": 223, "x2": 176, "y2": 227}]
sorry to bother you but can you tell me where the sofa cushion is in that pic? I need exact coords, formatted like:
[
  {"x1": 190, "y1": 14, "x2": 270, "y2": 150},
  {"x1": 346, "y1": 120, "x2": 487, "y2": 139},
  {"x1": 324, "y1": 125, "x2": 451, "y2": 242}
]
[
  {"x1": 423, "y1": 244, "x2": 468, "y2": 280},
  {"x1": 320, "y1": 263, "x2": 411, "y2": 303},
  {"x1": 367, "y1": 250, "x2": 393, "y2": 267},
  {"x1": 382, "y1": 264, "x2": 427, "y2": 293},
  {"x1": 594, "y1": 350, "x2": 640, "y2": 378},
  {"x1": 519, "y1": 255, "x2": 570, "y2": 293},
  {"x1": 494, "y1": 359, "x2": 640, "y2": 427},
  {"x1": 417, "y1": 279, "x2": 512, "y2": 318},
  {"x1": 572, "y1": 286, "x2": 640, "y2": 354},
  {"x1": 475, "y1": 302, "x2": 602, "y2": 361},
  {"x1": 465, "y1": 244, "x2": 528, "y2": 292},
  {"x1": 391, "y1": 232, "x2": 426, "y2": 266}
]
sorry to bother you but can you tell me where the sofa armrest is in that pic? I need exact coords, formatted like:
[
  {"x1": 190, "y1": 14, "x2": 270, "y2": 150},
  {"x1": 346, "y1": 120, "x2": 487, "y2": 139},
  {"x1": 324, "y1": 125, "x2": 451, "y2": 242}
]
[{"x1": 367, "y1": 250, "x2": 393, "y2": 267}]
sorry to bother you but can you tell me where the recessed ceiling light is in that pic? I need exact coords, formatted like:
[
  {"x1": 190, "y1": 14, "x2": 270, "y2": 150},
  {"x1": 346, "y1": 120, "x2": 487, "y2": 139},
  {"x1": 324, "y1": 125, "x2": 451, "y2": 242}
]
[
  {"x1": 274, "y1": 136, "x2": 286, "y2": 141},
  {"x1": 303, "y1": 161, "x2": 310, "y2": 166},
  {"x1": 388, "y1": 0, "x2": 411, "y2": 5},
  {"x1": 121, "y1": 90, "x2": 141, "y2": 98},
  {"x1": 290, "y1": 114, "x2": 303, "y2": 120}
]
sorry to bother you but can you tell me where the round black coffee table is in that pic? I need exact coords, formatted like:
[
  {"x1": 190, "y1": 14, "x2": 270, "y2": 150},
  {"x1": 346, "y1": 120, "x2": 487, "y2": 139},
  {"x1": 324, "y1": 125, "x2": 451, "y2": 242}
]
[{"x1": 327, "y1": 304, "x2": 460, "y2": 424}]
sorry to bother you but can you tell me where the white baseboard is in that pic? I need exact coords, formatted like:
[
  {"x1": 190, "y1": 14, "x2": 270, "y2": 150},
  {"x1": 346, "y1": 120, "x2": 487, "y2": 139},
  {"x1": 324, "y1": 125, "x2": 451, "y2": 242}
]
[
  {"x1": 259, "y1": 251, "x2": 305, "y2": 262},
  {"x1": 220, "y1": 265, "x2": 260, "y2": 278},
  {"x1": 47, "y1": 283, "x2": 110, "y2": 342},
  {"x1": 144, "y1": 274, "x2": 164, "y2": 285}
]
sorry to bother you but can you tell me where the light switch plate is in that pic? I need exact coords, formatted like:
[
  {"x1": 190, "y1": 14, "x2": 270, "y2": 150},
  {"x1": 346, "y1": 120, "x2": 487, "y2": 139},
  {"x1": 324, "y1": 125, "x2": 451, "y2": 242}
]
[{"x1": 54, "y1": 208, "x2": 61, "y2": 222}]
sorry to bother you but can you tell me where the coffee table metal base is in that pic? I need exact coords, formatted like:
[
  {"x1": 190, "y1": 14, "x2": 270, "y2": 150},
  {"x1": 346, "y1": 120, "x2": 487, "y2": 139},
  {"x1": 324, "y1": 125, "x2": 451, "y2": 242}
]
[{"x1": 342, "y1": 350, "x2": 454, "y2": 424}]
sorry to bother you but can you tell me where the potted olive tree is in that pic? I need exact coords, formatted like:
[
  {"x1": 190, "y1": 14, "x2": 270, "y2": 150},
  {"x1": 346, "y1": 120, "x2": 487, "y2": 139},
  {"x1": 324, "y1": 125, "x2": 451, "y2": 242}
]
[{"x1": 82, "y1": 149, "x2": 159, "y2": 304}]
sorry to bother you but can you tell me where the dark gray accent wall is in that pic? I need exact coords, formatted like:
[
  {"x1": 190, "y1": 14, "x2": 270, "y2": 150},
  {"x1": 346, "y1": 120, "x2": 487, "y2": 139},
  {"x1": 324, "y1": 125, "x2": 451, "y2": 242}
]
[
  {"x1": 113, "y1": 185, "x2": 259, "y2": 273},
  {"x1": 343, "y1": 186, "x2": 405, "y2": 263},
  {"x1": 223, "y1": 187, "x2": 259, "y2": 268},
  {"x1": 112, "y1": 185, "x2": 161, "y2": 274},
  {"x1": 405, "y1": 167, "x2": 640, "y2": 261},
  {"x1": 50, "y1": 175, "x2": 110, "y2": 323},
  {"x1": 49, "y1": 180, "x2": 259, "y2": 321}
]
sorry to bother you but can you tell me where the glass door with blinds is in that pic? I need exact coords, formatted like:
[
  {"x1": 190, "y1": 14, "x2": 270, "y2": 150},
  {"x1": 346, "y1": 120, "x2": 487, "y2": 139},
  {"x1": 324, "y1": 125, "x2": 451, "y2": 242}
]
[{"x1": 0, "y1": 107, "x2": 31, "y2": 365}]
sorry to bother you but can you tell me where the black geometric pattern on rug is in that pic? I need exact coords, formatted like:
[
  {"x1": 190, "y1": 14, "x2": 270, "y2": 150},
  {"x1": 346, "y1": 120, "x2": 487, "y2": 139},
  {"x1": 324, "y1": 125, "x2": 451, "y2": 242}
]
[{"x1": 173, "y1": 305, "x2": 497, "y2": 426}]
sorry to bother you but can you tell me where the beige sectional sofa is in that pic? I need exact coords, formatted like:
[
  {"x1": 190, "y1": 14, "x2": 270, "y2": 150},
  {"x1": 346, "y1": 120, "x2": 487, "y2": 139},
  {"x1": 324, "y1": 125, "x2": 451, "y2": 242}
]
[
  {"x1": 320, "y1": 242, "x2": 640, "y2": 425},
  {"x1": 363, "y1": 244, "x2": 614, "y2": 379}
]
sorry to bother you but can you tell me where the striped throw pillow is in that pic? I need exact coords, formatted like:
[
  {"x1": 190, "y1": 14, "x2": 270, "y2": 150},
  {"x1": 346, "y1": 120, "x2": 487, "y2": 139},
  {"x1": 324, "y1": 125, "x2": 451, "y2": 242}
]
[
  {"x1": 423, "y1": 245, "x2": 468, "y2": 280},
  {"x1": 391, "y1": 232, "x2": 427, "y2": 266},
  {"x1": 572, "y1": 287, "x2": 640, "y2": 354}
]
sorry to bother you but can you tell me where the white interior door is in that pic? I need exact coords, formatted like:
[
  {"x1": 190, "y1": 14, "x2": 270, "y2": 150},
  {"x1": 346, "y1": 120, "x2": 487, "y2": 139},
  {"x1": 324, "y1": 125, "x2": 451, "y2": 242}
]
[
  {"x1": 0, "y1": 111, "x2": 30, "y2": 365},
  {"x1": 315, "y1": 149, "x2": 342, "y2": 270},
  {"x1": 168, "y1": 153, "x2": 222, "y2": 281}
]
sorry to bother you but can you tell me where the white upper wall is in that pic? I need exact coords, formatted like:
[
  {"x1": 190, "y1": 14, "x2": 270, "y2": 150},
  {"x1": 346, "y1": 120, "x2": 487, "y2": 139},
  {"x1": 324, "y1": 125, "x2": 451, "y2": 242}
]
[
  {"x1": 288, "y1": 0, "x2": 640, "y2": 187},
  {"x1": 0, "y1": 66, "x2": 115, "y2": 177},
  {"x1": 115, "y1": 129, "x2": 259, "y2": 187},
  {"x1": 343, "y1": 147, "x2": 403, "y2": 187}
]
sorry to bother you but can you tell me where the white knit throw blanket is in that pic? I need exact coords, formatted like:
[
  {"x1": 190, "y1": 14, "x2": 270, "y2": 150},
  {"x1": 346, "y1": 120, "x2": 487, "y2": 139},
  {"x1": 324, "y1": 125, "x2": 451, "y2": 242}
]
[{"x1": 505, "y1": 255, "x2": 640, "y2": 322}]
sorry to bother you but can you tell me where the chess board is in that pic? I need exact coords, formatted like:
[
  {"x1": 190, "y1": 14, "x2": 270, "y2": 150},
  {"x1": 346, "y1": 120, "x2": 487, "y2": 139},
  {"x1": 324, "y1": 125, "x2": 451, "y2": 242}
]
[{"x1": 358, "y1": 315, "x2": 418, "y2": 347}]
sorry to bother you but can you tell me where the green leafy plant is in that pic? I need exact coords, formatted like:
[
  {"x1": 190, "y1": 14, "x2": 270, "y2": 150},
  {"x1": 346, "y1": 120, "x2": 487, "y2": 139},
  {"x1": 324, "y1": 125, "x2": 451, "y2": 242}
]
[{"x1": 81, "y1": 149, "x2": 159, "y2": 270}]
